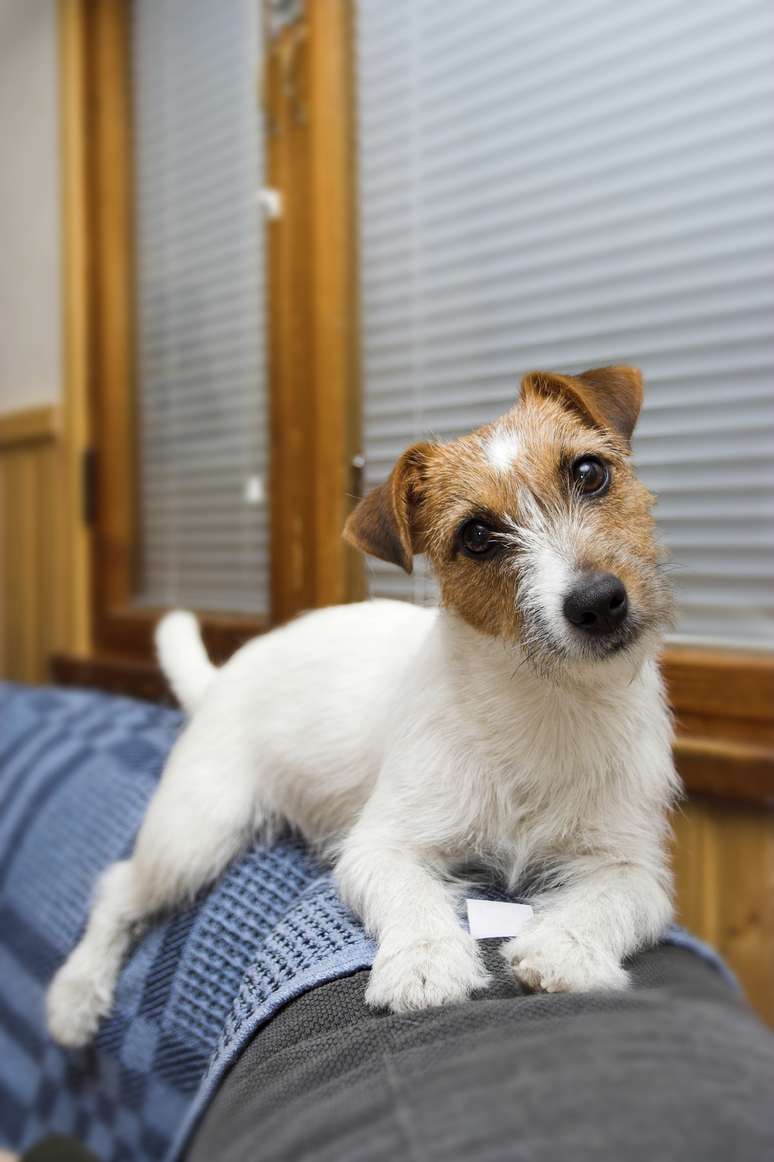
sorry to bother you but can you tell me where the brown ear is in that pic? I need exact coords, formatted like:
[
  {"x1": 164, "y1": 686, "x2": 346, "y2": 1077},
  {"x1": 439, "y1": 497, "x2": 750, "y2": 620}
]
[
  {"x1": 522, "y1": 364, "x2": 643, "y2": 447},
  {"x1": 342, "y1": 442, "x2": 435, "y2": 573}
]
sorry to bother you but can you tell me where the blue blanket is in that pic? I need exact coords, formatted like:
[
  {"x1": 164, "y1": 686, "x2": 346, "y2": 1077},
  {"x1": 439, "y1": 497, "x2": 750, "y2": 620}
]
[{"x1": 0, "y1": 682, "x2": 733, "y2": 1162}]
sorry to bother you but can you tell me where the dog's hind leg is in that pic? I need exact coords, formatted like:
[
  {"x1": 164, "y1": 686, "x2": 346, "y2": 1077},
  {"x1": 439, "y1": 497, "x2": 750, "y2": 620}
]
[
  {"x1": 46, "y1": 858, "x2": 142, "y2": 1047},
  {"x1": 47, "y1": 719, "x2": 261, "y2": 1048}
]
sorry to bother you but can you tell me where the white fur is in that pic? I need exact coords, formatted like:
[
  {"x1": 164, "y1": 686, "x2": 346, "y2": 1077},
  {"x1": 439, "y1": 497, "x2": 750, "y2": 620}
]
[
  {"x1": 484, "y1": 430, "x2": 520, "y2": 472},
  {"x1": 526, "y1": 542, "x2": 574, "y2": 645},
  {"x1": 47, "y1": 594, "x2": 678, "y2": 1045},
  {"x1": 155, "y1": 609, "x2": 216, "y2": 713}
]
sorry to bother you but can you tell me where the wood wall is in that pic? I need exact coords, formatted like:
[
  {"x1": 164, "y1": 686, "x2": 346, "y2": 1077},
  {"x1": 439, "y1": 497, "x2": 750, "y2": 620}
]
[
  {"x1": 673, "y1": 799, "x2": 774, "y2": 1024},
  {"x1": 0, "y1": 406, "x2": 64, "y2": 683}
]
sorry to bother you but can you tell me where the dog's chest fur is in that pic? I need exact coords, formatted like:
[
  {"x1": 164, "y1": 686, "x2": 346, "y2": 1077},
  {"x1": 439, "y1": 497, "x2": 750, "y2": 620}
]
[{"x1": 385, "y1": 611, "x2": 674, "y2": 878}]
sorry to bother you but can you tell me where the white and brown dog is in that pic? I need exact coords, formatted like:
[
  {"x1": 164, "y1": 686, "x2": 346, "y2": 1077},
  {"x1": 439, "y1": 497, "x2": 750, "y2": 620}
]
[{"x1": 48, "y1": 365, "x2": 678, "y2": 1047}]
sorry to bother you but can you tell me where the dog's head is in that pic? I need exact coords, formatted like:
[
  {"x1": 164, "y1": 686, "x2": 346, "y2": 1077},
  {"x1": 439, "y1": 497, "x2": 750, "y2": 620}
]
[{"x1": 344, "y1": 366, "x2": 673, "y2": 675}]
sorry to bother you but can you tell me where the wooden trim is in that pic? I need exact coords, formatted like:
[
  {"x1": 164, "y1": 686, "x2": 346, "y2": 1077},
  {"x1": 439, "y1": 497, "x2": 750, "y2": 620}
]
[
  {"x1": 0, "y1": 436, "x2": 61, "y2": 682},
  {"x1": 307, "y1": 0, "x2": 362, "y2": 607},
  {"x1": 266, "y1": 18, "x2": 316, "y2": 623},
  {"x1": 675, "y1": 736, "x2": 774, "y2": 806},
  {"x1": 51, "y1": 612, "x2": 268, "y2": 704},
  {"x1": 266, "y1": 2, "x2": 361, "y2": 620},
  {"x1": 663, "y1": 645, "x2": 774, "y2": 722},
  {"x1": 0, "y1": 406, "x2": 58, "y2": 448},
  {"x1": 90, "y1": 0, "x2": 139, "y2": 645},
  {"x1": 58, "y1": 0, "x2": 94, "y2": 656},
  {"x1": 663, "y1": 646, "x2": 774, "y2": 806},
  {"x1": 51, "y1": 650, "x2": 171, "y2": 704},
  {"x1": 60, "y1": 0, "x2": 137, "y2": 658},
  {"x1": 78, "y1": 606, "x2": 267, "y2": 665}
]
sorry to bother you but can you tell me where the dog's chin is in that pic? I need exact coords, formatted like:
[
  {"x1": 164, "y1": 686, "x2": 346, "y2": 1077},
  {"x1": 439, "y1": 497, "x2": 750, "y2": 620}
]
[
  {"x1": 571, "y1": 623, "x2": 642, "y2": 660},
  {"x1": 516, "y1": 612, "x2": 659, "y2": 682}
]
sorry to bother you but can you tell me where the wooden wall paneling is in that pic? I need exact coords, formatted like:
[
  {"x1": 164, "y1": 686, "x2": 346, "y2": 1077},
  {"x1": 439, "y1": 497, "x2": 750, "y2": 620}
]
[
  {"x1": 20, "y1": 452, "x2": 38, "y2": 679},
  {"x1": 672, "y1": 799, "x2": 720, "y2": 945},
  {"x1": 672, "y1": 797, "x2": 774, "y2": 1026},
  {"x1": 0, "y1": 452, "x2": 4, "y2": 668},
  {"x1": 0, "y1": 408, "x2": 61, "y2": 684},
  {"x1": 711, "y1": 802, "x2": 774, "y2": 1024},
  {"x1": 38, "y1": 441, "x2": 61, "y2": 668},
  {"x1": 0, "y1": 406, "x2": 57, "y2": 447},
  {"x1": 0, "y1": 452, "x2": 21, "y2": 676}
]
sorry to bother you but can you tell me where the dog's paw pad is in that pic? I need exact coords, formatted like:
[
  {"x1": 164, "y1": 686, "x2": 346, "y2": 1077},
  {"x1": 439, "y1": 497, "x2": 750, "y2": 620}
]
[
  {"x1": 366, "y1": 938, "x2": 489, "y2": 1013},
  {"x1": 501, "y1": 922, "x2": 629, "y2": 994}
]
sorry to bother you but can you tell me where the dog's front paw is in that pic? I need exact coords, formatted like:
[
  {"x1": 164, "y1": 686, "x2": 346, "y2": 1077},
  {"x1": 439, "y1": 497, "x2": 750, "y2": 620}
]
[
  {"x1": 501, "y1": 919, "x2": 629, "y2": 994},
  {"x1": 46, "y1": 956, "x2": 111, "y2": 1048},
  {"x1": 366, "y1": 936, "x2": 489, "y2": 1013}
]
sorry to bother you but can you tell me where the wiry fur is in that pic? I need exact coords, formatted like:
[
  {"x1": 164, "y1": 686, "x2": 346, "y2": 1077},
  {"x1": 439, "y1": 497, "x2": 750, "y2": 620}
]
[{"x1": 47, "y1": 366, "x2": 680, "y2": 1047}]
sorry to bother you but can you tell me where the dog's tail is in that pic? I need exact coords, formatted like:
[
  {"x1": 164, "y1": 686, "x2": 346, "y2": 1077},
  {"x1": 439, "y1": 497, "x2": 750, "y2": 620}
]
[{"x1": 155, "y1": 610, "x2": 216, "y2": 715}]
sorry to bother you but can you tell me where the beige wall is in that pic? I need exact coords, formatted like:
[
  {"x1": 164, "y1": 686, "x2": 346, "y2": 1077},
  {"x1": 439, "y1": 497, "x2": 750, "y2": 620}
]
[{"x1": 0, "y1": 0, "x2": 60, "y2": 413}]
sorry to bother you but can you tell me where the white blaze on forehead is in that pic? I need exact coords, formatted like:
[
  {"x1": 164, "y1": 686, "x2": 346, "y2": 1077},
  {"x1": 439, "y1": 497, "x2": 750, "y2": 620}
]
[{"x1": 484, "y1": 429, "x2": 520, "y2": 472}]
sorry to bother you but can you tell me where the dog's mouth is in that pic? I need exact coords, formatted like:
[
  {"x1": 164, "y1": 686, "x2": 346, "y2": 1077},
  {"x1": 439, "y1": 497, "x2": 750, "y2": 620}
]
[
  {"x1": 518, "y1": 606, "x2": 653, "y2": 677},
  {"x1": 572, "y1": 618, "x2": 644, "y2": 658}
]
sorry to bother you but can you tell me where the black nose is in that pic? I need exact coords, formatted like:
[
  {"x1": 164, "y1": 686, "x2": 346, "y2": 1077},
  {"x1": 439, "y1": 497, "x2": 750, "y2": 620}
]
[{"x1": 563, "y1": 572, "x2": 629, "y2": 635}]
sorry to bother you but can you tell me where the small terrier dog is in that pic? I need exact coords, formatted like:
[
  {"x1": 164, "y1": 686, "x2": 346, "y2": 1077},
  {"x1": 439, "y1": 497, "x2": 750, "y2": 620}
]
[{"x1": 48, "y1": 365, "x2": 679, "y2": 1047}]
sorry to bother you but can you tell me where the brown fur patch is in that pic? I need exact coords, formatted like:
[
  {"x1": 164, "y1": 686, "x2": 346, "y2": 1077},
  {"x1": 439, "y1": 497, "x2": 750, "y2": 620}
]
[
  {"x1": 343, "y1": 442, "x2": 436, "y2": 571},
  {"x1": 522, "y1": 365, "x2": 643, "y2": 447}
]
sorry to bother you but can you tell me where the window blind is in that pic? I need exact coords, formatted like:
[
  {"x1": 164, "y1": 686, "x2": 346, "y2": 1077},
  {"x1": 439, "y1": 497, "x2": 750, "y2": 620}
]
[
  {"x1": 355, "y1": 0, "x2": 774, "y2": 647},
  {"x1": 133, "y1": 0, "x2": 268, "y2": 615}
]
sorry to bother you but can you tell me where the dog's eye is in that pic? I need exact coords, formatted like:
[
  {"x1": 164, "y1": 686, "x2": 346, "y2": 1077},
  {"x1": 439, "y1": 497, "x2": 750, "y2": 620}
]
[
  {"x1": 460, "y1": 520, "x2": 497, "y2": 557},
  {"x1": 571, "y1": 456, "x2": 610, "y2": 497}
]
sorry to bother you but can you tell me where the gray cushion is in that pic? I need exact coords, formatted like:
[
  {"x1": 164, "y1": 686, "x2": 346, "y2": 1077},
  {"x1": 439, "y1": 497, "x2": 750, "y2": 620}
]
[{"x1": 187, "y1": 943, "x2": 774, "y2": 1162}]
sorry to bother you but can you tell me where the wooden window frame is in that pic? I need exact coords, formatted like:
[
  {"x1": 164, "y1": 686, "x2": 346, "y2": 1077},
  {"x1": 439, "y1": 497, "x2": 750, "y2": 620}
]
[
  {"x1": 265, "y1": 0, "x2": 363, "y2": 622},
  {"x1": 54, "y1": 0, "x2": 773, "y2": 805},
  {"x1": 54, "y1": 0, "x2": 361, "y2": 682},
  {"x1": 664, "y1": 648, "x2": 774, "y2": 805}
]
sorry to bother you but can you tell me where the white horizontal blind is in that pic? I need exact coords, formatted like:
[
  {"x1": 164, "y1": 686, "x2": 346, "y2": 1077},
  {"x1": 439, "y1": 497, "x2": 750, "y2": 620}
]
[
  {"x1": 133, "y1": 0, "x2": 268, "y2": 615},
  {"x1": 355, "y1": 0, "x2": 774, "y2": 646}
]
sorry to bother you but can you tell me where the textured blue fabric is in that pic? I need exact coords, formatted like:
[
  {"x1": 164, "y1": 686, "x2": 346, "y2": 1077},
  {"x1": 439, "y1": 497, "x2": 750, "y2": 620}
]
[{"x1": 0, "y1": 682, "x2": 734, "y2": 1162}]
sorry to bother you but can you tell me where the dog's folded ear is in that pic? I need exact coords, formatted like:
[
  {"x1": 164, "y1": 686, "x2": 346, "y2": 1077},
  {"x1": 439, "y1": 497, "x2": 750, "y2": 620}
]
[
  {"x1": 343, "y1": 442, "x2": 435, "y2": 573},
  {"x1": 521, "y1": 365, "x2": 643, "y2": 447}
]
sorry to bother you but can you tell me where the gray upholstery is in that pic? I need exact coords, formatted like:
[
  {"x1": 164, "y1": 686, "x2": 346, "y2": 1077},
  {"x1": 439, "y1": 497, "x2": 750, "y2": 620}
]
[{"x1": 188, "y1": 943, "x2": 774, "y2": 1162}]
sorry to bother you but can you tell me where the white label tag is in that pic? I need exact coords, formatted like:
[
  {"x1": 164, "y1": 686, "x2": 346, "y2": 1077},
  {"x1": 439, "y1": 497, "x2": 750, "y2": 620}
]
[{"x1": 465, "y1": 899, "x2": 534, "y2": 940}]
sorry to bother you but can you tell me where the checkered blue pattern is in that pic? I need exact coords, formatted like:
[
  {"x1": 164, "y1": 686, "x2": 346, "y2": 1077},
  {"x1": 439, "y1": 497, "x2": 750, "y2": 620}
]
[
  {"x1": 0, "y1": 682, "x2": 734, "y2": 1162},
  {"x1": 0, "y1": 683, "x2": 375, "y2": 1162}
]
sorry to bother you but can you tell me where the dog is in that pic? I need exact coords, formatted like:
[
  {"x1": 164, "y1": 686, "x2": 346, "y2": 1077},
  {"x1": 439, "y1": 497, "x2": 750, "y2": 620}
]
[{"x1": 47, "y1": 364, "x2": 679, "y2": 1047}]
